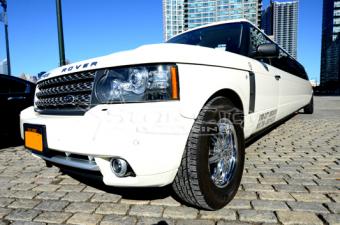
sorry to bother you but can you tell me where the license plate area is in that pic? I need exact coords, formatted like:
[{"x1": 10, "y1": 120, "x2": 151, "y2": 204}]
[{"x1": 24, "y1": 124, "x2": 48, "y2": 154}]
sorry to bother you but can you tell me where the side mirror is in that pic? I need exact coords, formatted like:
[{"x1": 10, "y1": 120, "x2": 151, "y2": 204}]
[{"x1": 256, "y1": 43, "x2": 279, "y2": 58}]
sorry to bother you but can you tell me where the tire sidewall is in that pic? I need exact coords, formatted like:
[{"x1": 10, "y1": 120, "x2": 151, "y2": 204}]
[{"x1": 196, "y1": 96, "x2": 245, "y2": 209}]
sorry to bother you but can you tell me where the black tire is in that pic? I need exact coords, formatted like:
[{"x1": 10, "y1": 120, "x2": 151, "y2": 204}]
[
  {"x1": 303, "y1": 96, "x2": 314, "y2": 114},
  {"x1": 172, "y1": 96, "x2": 245, "y2": 210}
]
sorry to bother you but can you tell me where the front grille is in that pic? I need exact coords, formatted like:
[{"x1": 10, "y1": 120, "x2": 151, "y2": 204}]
[{"x1": 35, "y1": 71, "x2": 96, "y2": 114}]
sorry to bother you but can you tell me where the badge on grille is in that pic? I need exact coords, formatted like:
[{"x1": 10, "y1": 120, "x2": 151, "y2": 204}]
[{"x1": 64, "y1": 95, "x2": 75, "y2": 104}]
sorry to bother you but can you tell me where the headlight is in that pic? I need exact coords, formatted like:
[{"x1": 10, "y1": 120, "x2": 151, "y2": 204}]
[{"x1": 94, "y1": 64, "x2": 179, "y2": 103}]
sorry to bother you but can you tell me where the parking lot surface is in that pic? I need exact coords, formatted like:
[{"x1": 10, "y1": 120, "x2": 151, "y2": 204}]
[{"x1": 0, "y1": 97, "x2": 339, "y2": 225}]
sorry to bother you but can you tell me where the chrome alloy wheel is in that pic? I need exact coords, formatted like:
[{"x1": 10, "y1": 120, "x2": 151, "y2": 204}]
[{"x1": 209, "y1": 118, "x2": 238, "y2": 188}]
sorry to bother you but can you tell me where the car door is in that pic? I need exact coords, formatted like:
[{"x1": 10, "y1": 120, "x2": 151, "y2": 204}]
[
  {"x1": 271, "y1": 54, "x2": 312, "y2": 120},
  {"x1": 0, "y1": 76, "x2": 11, "y2": 134},
  {"x1": 247, "y1": 26, "x2": 280, "y2": 133},
  {"x1": 0, "y1": 75, "x2": 35, "y2": 135}
]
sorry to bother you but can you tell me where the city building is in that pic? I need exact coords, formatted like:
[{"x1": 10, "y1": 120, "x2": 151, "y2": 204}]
[
  {"x1": 0, "y1": 59, "x2": 8, "y2": 75},
  {"x1": 320, "y1": 0, "x2": 340, "y2": 88},
  {"x1": 262, "y1": 0, "x2": 298, "y2": 58},
  {"x1": 163, "y1": 0, "x2": 262, "y2": 41}
]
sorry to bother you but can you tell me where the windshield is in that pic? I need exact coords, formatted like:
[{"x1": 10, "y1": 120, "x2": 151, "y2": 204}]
[{"x1": 167, "y1": 23, "x2": 244, "y2": 55}]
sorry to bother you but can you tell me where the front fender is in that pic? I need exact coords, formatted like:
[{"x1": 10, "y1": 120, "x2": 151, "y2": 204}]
[{"x1": 177, "y1": 63, "x2": 249, "y2": 119}]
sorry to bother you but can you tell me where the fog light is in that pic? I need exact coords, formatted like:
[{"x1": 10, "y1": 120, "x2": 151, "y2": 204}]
[{"x1": 110, "y1": 158, "x2": 128, "y2": 177}]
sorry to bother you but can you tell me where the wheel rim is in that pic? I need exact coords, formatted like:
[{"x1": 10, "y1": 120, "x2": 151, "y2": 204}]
[{"x1": 208, "y1": 118, "x2": 238, "y2": 188}]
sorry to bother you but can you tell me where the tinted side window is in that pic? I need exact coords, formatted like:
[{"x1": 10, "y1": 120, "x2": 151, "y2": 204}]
[
  {"x1": 271, "y1": 49, "x2": 290, "y2": 72},
  {"x1": 9, "y1": 79, "x2": 28, "y2": 93},
  {"x1": 0, "y1": 77, "x2": 28, "y2": 94},
  {"x1": 0, "y1": 77, "x2": 10, "y2": 93},
  {"x1": 271, "y1": 50, "x2": 308, "y2": 80}
]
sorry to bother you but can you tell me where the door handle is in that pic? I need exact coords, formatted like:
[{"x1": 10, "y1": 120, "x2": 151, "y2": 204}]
[
  {"x1": 7, "y1": 96, "x2": 26, "y2": 101},
  {"x1": 275, "y1": 75, "x2": 281, "y2": 80}
]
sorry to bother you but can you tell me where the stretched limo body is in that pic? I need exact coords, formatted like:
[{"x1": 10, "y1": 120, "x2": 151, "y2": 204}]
[{"x1": 20, "y1": 19, "x2": 313, "y2": 210}]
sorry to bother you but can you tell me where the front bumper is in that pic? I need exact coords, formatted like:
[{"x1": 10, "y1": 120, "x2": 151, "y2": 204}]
[{"x1": 20, "y1": 102, "x2": 194, "y2": 187}]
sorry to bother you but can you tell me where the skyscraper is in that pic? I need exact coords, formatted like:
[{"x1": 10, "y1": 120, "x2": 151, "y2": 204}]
[
  {"x1": 163, "y1": 0, "x2": 262, "y2": 41},
  {"x1": 320, "y1": 0, "x2": 340, "y2": 87},
  {"x1": 262, "y1": 1, "x2": 298, "y2": 58}
]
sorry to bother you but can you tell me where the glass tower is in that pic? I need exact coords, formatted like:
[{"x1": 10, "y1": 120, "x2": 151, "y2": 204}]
[
  {"x1": 320, "y1": 0, "x2": 340, "y2": 87},
  {"x1": 163, "y1": 0, "x2": 262, "y2": 40}
]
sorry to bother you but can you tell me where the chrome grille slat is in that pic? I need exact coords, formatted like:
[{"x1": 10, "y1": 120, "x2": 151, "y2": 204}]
[
  {"x1": 35, "y1": 71, "x2": 96, "y2": 113},
  {"x1": 36, "y1": 81, "x2": 93, "y2": 98}
]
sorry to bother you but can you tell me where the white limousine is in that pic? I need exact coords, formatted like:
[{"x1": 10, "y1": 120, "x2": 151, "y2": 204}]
[{"x1": 20, "y1": 19, "x2": 313, "y2": 210}]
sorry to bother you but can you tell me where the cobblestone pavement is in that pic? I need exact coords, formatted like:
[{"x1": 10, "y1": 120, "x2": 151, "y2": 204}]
[{"x1": 0, "y1": 97, "x2": 339, "y2": 225}]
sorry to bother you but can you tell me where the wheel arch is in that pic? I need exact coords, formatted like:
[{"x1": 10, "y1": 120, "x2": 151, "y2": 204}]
[{"x1": 206, "y1": 89, "x2": 244, "y2": 113}]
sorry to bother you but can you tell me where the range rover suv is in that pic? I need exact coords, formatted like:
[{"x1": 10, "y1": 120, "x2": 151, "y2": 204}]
[{"x1": 20, "y1": 20, "x2": 313, "y2": 210}]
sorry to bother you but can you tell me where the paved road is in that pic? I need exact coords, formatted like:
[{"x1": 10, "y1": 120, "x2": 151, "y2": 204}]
[{"x1": 0, "y1": 97, "x2": 339, "y2": 225}]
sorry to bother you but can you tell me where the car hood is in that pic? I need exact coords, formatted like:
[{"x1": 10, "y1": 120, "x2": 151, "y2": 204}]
[{"x1": 42, "y1": 43, "x2": 251, "y2": 80}]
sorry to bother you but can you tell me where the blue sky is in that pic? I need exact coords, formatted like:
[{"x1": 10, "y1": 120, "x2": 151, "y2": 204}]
[{"x1": 0, "y1": 0, "x2": 322, "y2": 81}]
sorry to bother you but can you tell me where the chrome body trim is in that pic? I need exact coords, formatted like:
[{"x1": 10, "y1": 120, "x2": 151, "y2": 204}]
[{"x1": 33, "y1": 153, "x2": 100, "y2": 171}]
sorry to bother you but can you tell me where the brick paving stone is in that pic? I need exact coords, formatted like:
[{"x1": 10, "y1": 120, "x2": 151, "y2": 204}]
[
  {"x1": 34, "y1": 191, "x2": 66, "y2": 200},
  {"x1": 286, "y1": 178, "x2": 317, "y2": 186},
  {"x1": 199, "y1": 208, "x2": 236, "y2": 220},
  {"x1": 328, "y1": 193, "x2": 340, "y2": 202},
  {"x1": 0, "y1": 208, "x2": 12, "y2": 218},
  {"x1": 163, "y1": 206, "x2": 198, "y2": 219},
  {"x1": 240, "y1": 177, "x2": 258, "y2": 184},
  {"x1": 150, "y1": 197, "x2": 181, "y2": 206},
  {"x1": 10, "y1": 222, "x2": 45, "y2": 225},
  {"x1": 64, "y1": 202, "x2": 99, "y2": 213},
  {"x1": 314, "y1": 179, "x2": 339, "y2": 186},
  {"x1": 273, "y1": 184, "x2": 308, "y2": 193},
  {"x1": 0, "y1": 197, "x2": 15, "y2": 207},
  {"x1": 11, "y1": 184, "x2": 37, "y2": 191},
  {"x1": 259, "y1": 192, "x2": 295, "y2": 201},
  {"x1": 326, "y1": 202, "x2": 340, "y2": 213},
  {"x1": 251, "y1": 200, "x2": 290, "y2": 211},
  {"x1": 306, "y1": 185, "x2": 339, "y2": 193},
  {"x1": 90, "y1": 193, "x2": 121, "y2": 203},
  {"x1": 8, "y1": 199, "x2": 41, "y2": 209},
  {"x1": 287, "y1": 201, "x2": 330, "y2": 213},
  {"x1": 136, "y1": 217, "x2": 175, "y2": 225},
  {"x1": 34, "y1": 200, "x2": 69, "y2": 212},
  {"x1": 120, "y1": 199, "x2": 150, "y2": 205},
  {"x1": 32, "y1": 184, "x2": 59, "y2": 192},
  {"x1": 129, "y1": 205, "x2": 163, "y2": 218},
  {"x1": 57, "y1": 184, "x2": 85, "y2": 192},
  {"x1": 225, "y1": 200, "x2": 251, "y2": 209},
  {"x1": 61, "y1": 192, "x2": 93, "y2": 202},
  {"x1": 66, "y1": 213, "x2": 103, "y2": 225},
  {"x1": 234, "y1": 191, "x2": 258, "y2": 200},
  {"x1": 322, "y1": 214, "x2": 340, "y2": 225},
  {"x1": 258, "y1": 177, "x2": 287, "y2": 185},
  {"x1": 34, "y1": 211, "x2": 72, "y2": 223},
  {"x1": 95, "y1": 203, "x2": 129, "y2": 215},
  {"x1": 238, "y1": 210, "x2": 277, "y2": 223},
  {"x1": 276, "y1": 211, "x2": 323, "y2": 225},
  {"x1": 10, "y1": 191, "x2": 38, "y2": 200},
  {"x1": 58, "y1": 178, "x2": 80, "y2": 185},
  {"x1": 243, "y1": 183, "x2": 275, "y2": 192},
  {"x1": 34, "y1": 177, "x2": 57, "y2": 184},
  {"x1": 5, "y1": 209, "x2": 40, "y2": 222},
  {"x1": 82, "y1": 186, "x2": 105, "y2": 193},
  {"x1": 217, "y1": 221, "x2": 253, "y2": 225},
  {"x1": 291, "y1": 193, "x2": 331, "y2": 203},
  {"x1": 100, "y1": 215, "x2": 137, "y2": 225},
  {"x1": 176, "y1": 219, "x2": 215, "y2": 225}
]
